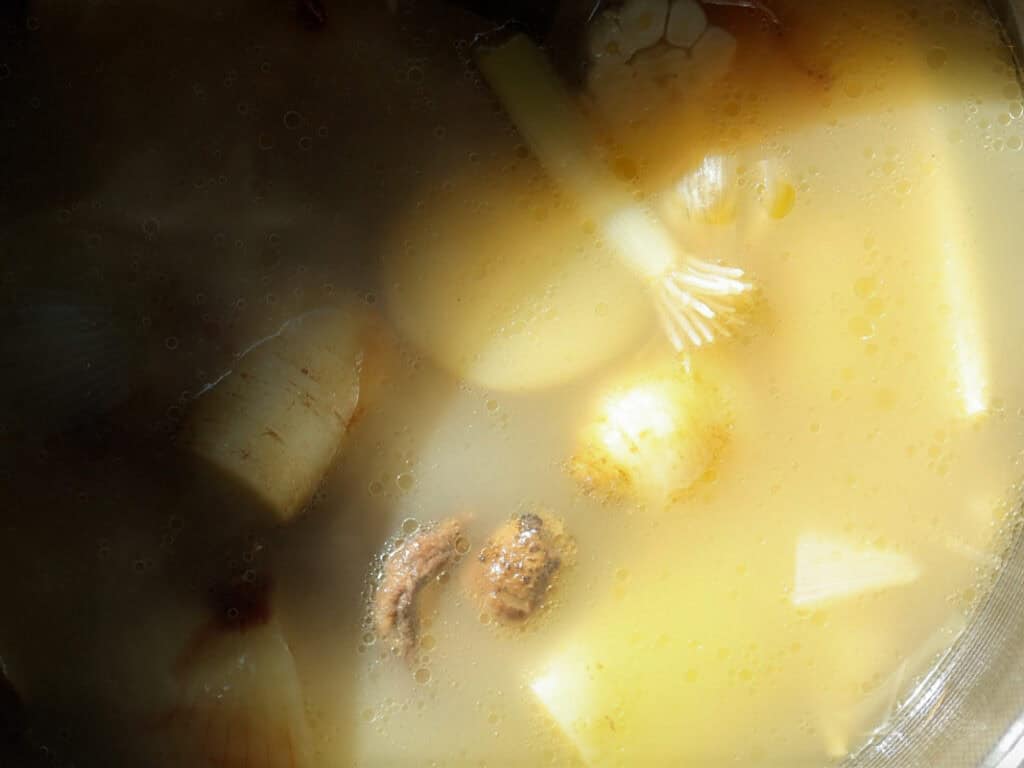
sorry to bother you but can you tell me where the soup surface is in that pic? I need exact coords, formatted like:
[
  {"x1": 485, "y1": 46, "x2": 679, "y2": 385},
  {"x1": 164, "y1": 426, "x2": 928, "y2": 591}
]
[{"x1": 3, "y1": 0, "x2": 1024, "y2": 766}]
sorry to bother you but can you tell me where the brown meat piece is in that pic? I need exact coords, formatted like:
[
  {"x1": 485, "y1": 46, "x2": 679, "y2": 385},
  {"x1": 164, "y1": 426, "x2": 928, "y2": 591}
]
[
  {"x1": 373, "y1": 519, "x2": 462, "y2": 657},
  {"x1": 470, "y1": 513, "x2": 571, "y2": 623}
]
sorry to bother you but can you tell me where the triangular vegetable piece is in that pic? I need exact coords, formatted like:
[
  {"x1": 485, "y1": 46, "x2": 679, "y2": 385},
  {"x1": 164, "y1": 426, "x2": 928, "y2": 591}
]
[{"x1": 792, "y1": 532, "x2": 920, "y2": 608}]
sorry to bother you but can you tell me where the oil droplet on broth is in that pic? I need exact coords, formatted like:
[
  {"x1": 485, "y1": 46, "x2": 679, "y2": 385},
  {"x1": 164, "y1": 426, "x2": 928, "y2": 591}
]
[
  {"x1": 865, "y1": 297, "x2": 886, "y2": 318},
  {"x1": 874, "y1": 388, "x2": 898, "y2": 410},
  {"x1": 848, "y1": 315, "x2": 876, "y2": 340},
  {"x1": 854, "y1": 276, "x2": 878, "y2": 299}
]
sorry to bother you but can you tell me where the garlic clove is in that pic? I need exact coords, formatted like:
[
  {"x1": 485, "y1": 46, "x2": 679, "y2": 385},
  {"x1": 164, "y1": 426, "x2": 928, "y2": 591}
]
[
  {"x1": 666, "y1": 0, "x2": 708, "y2": 49},
  {"x1": 619, "y1": 0, "x2": 670, "y2": 56}
]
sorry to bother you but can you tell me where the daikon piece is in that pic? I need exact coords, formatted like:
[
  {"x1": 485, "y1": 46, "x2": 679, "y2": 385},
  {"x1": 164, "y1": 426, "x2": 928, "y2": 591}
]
[
  {"x1": 164, "y1": 622, "x2": 313, "y2": 768},
  {"x1": 792, "y1": 532, "x2": 921, "y2": 608},
  {"x1": 182, "y1": 305, "x2": 364, "y2": 523},
  {"x1": 529, "y1": 647, "x2": 614, "y2": 766}
]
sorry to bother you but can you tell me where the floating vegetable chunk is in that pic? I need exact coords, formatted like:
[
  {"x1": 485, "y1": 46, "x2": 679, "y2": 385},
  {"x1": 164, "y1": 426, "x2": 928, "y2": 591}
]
[
  {"x1": 529, "y1": 647, "x2": 612, "y2": 767},
  {"x1": 791, "y1": 532, "x2": 920, "y2": 608},
  {"x1": 164, "y1": 622, "x2": 313, "y2": 768},
  {"x1": 467, "y1": 512, "x2": 573, "y2": 624},
  {"x1": 571, "y1": 372, "x2": 726, "y2": 503},
  {"x1": 382, "y1": 168, "x2": 651, "y2": 391},
  {"x1": 373, "y1": 519, "x2": 464, "y2": 658},
  {"x1": 181, "y1": 305, "x2": 364, "y2": 523}
]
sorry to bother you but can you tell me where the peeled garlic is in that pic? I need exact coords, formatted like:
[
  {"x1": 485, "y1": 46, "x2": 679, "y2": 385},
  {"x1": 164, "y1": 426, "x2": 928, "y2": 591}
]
[
  {"x1": 666, "y1": 0, "x2": 708, "y2": 48},
  {"x1": 691, "y1": 25, "x2": 738, "y2": 86},
  {"x1": 619, "y1": 0, "x2": 670, "y2": 56}
]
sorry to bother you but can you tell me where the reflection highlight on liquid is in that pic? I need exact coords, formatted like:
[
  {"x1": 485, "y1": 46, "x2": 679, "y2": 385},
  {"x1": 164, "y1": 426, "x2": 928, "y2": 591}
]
[{"x1": 943, "y1": 235, "x2": 988, "y2": 418}]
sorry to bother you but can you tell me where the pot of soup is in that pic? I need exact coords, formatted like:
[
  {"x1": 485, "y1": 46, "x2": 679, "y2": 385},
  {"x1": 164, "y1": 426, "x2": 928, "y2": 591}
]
[{"x1": 3, "y1": 0, "x2": 1024, "y2": 766}]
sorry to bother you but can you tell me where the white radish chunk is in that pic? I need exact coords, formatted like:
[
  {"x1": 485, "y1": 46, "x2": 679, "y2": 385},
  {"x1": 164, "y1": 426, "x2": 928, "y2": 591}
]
[
  {"x1": 619, "y1": 0, "x2": 670, "y2": 57},
  {"x1": 529, "y1": 648, "x2": 608, "y2": 765},
  {"x1": 182, "y1": 305, "x2": 364, "y2": 524},
  {"x1": 666, "y1": 0, "x2": 708, "y2": 48},
  {"x1": 792, "y1": 532, "x2": 921, "y2": 608}
]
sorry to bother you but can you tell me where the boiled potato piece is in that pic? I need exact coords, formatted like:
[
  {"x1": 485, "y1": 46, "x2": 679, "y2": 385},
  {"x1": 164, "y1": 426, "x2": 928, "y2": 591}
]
[
  {"x1": 182, "y1": 305, "x2": 364, "y2": 523},
  {"x1": 570, "y1": 369, "x2": 727, "y2": 504},
  {"x1": 383, "y1": 170, "x2": 651, "y2": 391}
]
